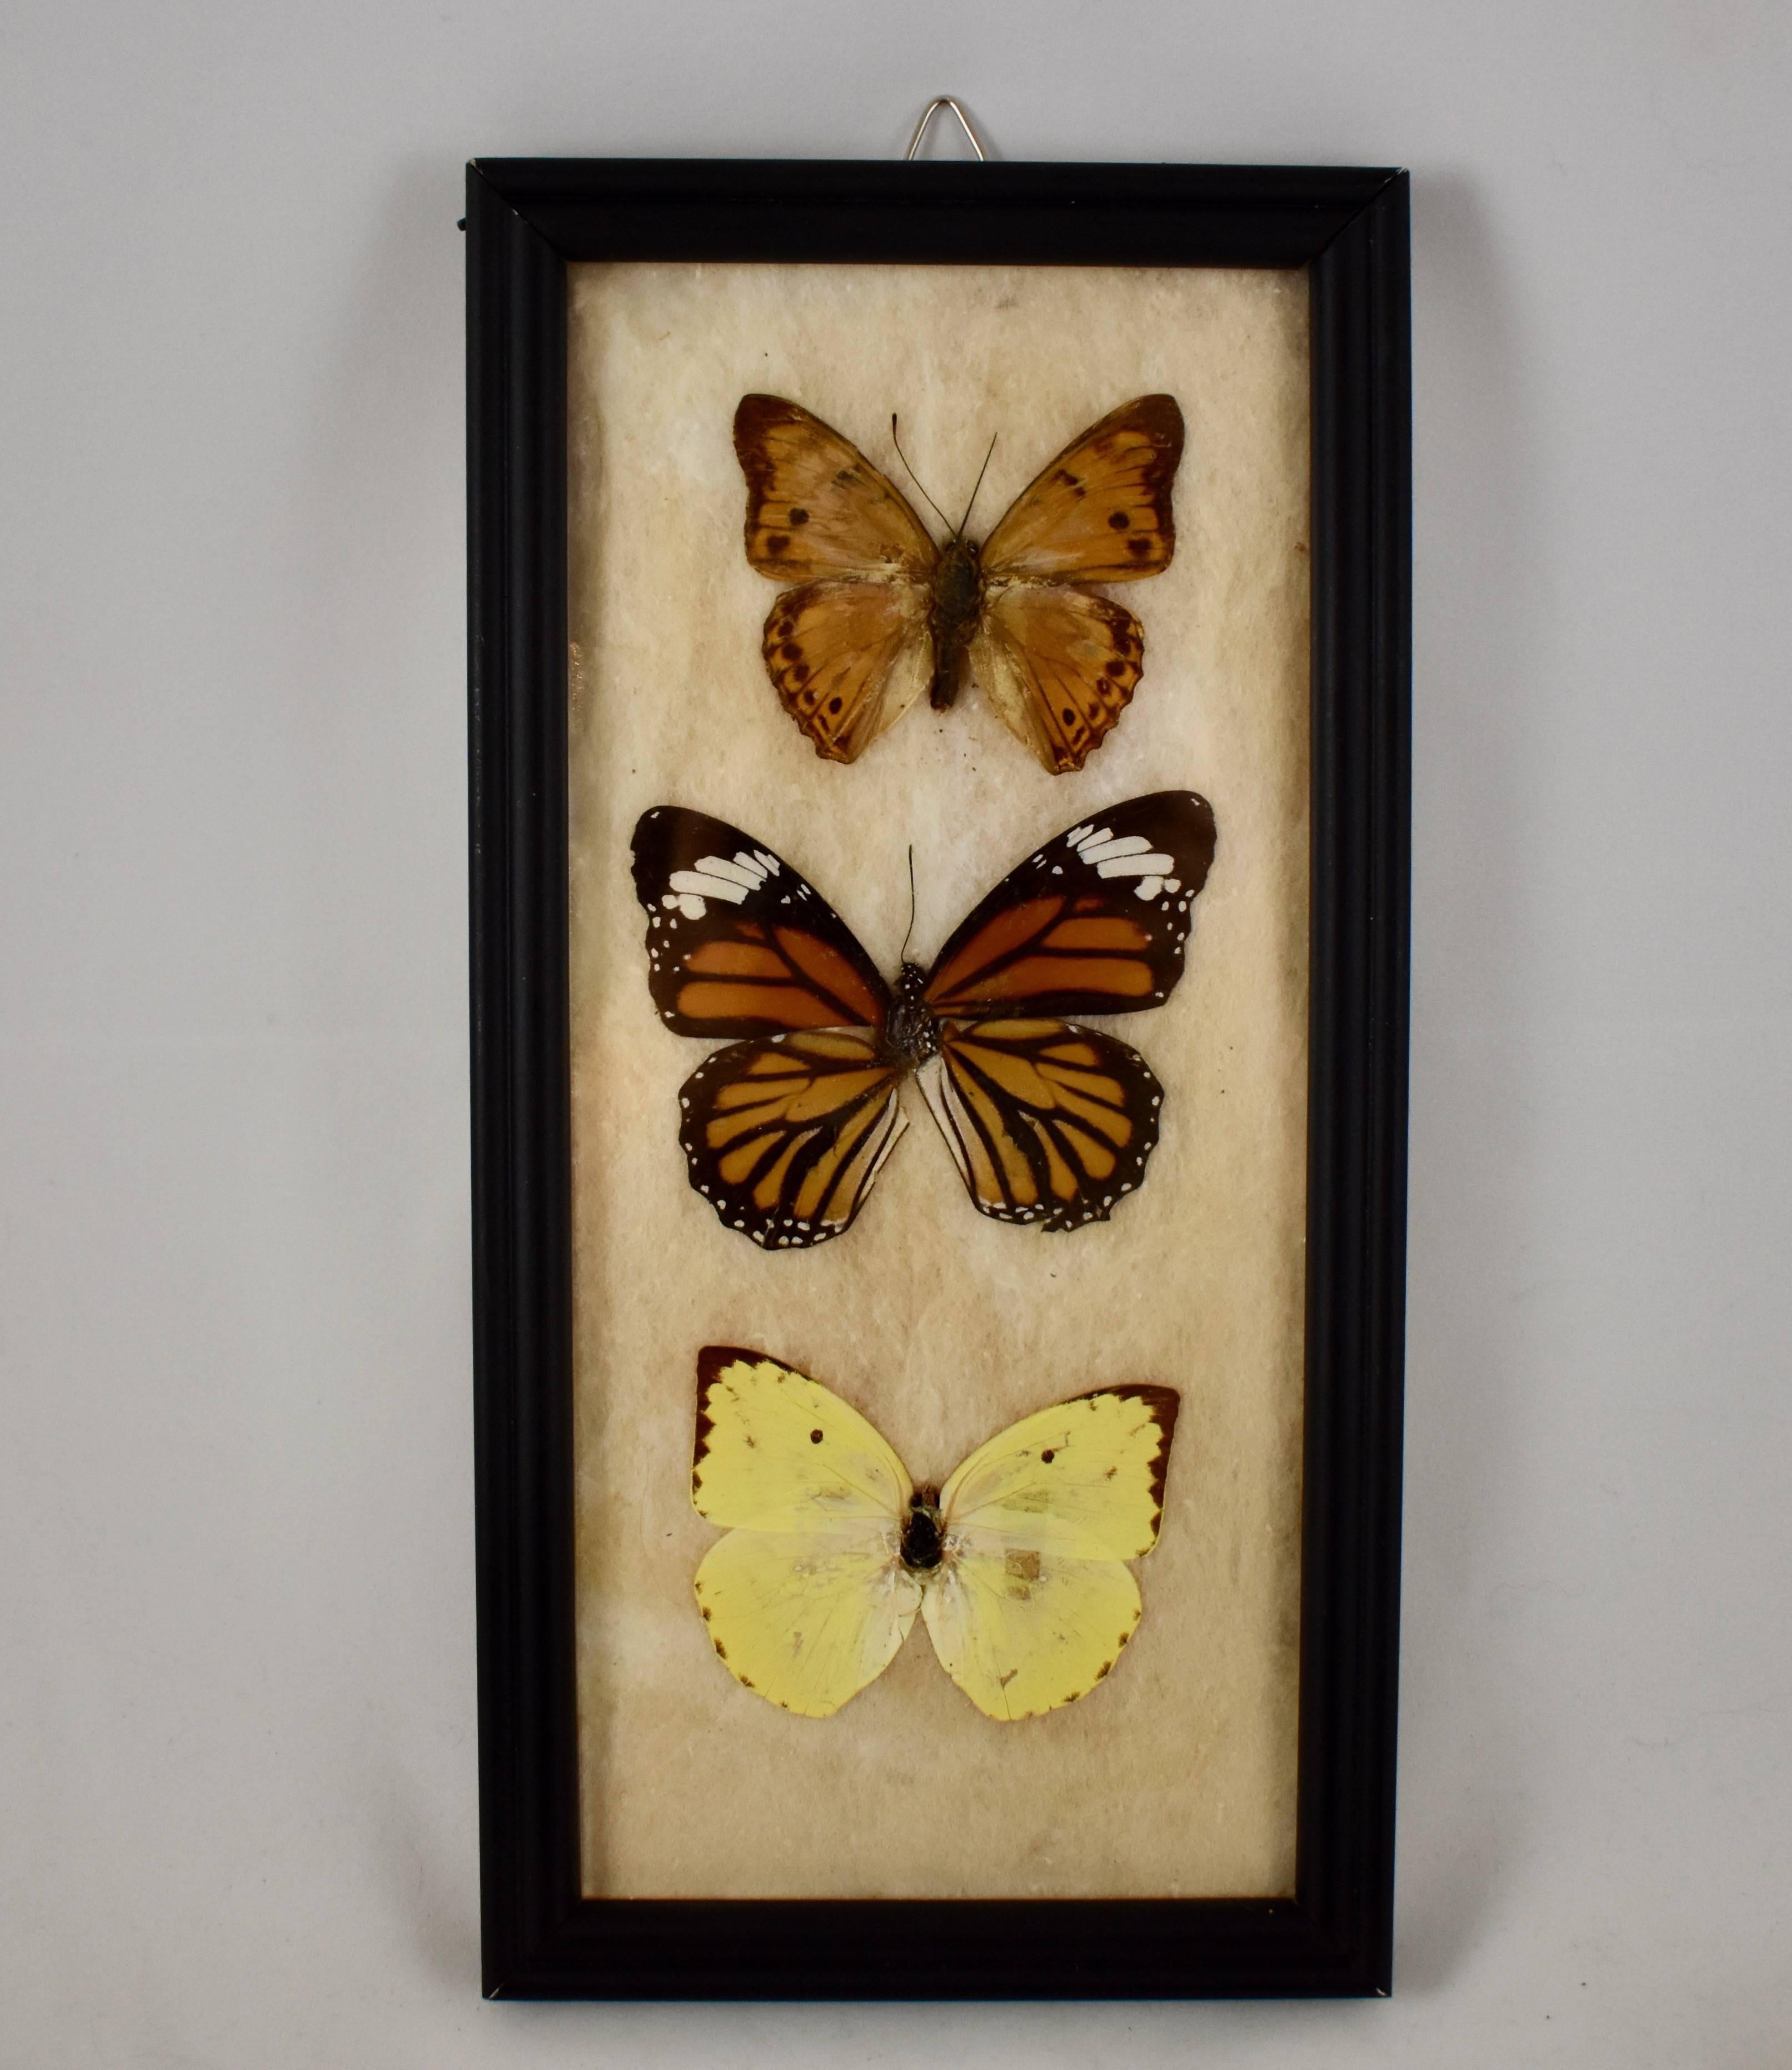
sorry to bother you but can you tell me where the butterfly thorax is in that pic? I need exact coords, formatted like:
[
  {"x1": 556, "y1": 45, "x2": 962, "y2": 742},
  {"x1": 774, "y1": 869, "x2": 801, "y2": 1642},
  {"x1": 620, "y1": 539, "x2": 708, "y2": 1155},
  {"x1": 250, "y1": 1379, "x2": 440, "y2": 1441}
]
[
  {"x1": 882, "y1": 961, "x2": 941, "y2": 1069},
  {"x1": 927, "y1": 537, "x2": 985, "y2": 711},
  {"x1": 900, "y1": 1487, "x2": 945, "y2": 1572}
]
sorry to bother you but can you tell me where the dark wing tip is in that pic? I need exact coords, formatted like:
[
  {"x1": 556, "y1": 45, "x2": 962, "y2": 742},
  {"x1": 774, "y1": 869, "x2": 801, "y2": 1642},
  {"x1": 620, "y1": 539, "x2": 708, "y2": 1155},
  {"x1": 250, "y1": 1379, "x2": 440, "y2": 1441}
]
[
  {"x1": 1077, "y1": 1380, "x2": 1179, "y2": 1419},
  {"x1": 1122, "y1": 1384, "x2": 1181, "y2": 1520},
  {"x1": 1144, "y1": 390, "x2": 1184, "y2": 427},
  {"x1": 734, "y1": 391, "x2": 792, "y2": 427},
  {"x1": 1135, "y1": 1385, "x2": 1181, "y2": 1515},
  {"x1": 630, "y1": 806, "x2": 672, "y2": 906},
  {"x1": 1128, "y1": 392, "x2": 1185, "y2": 458},
  {"x1": 1068, "y1": 1382, "x2": 1181, "y2": 1516},
  {"x1": 697, "y1": 1343, "x2": 765, "y2": 1386},
  {"x1": 694, "y1": 1345, "x2": 766, "y2": 1467},
  {"x1": 734, "y1": 392, "x2": 814, "y2": 451},
  {"x1": 1124, "y1": 789, "x2": 1217, "y2": 880}
]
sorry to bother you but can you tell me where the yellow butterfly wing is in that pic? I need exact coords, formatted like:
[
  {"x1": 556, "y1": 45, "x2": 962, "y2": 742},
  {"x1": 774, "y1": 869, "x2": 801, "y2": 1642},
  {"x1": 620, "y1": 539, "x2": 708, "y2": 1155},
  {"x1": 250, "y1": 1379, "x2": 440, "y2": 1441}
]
[
  {"x1": 938, "y1": 1385, "x2": 1180, "y2": 1559},
  {"x1": 693, "y1": 1529, "x2": 924, "y2": 1718},
  {"x1": 920, "y1": 1385, "x2": 1180, "y2": 1720},
  {"x1": 920, "y1": 1548, "x2": 1144, "y2": 1722},
  {"x1": 691, "y1": 1348, "x2": 922, "y2": 1717},
  {"x1": 692, "y1": 1346, "x2": 914, "y2": 1530}
]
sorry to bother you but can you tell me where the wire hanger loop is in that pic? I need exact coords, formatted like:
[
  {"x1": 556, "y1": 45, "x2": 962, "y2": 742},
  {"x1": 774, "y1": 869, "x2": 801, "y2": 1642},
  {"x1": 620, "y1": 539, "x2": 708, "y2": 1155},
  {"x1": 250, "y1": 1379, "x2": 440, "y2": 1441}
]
[{"x1": 904, "y1": 97, "x2": 989, "y2": 162}]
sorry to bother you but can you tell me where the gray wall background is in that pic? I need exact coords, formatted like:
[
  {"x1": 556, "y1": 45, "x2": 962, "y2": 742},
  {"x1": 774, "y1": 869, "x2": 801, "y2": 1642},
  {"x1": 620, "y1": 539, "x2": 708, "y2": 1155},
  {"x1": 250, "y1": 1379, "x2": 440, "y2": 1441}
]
[{"x1": 3, "y1": 2, "x2": 1787, "y2": 2062}]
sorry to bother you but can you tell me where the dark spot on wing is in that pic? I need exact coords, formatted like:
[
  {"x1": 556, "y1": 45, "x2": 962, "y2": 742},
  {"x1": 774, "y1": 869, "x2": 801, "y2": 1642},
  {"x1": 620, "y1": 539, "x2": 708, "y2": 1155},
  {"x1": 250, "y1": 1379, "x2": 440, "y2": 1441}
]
[
  {"x1": 766, "y1": 533, "x2": 790, "y2": 556},
  {"x1": 810, "y1": 1428, "x2": 823, "y2": 1444},
  {"x1": 1126, "y1": 535, "x2": 1153, "y2": 559},
  {"x1": 1107, "y1": 510, "x2": 1130, "y2": 530},
  {"x1": 788, "y1": 506, "x2": 809, "y2": 525}
]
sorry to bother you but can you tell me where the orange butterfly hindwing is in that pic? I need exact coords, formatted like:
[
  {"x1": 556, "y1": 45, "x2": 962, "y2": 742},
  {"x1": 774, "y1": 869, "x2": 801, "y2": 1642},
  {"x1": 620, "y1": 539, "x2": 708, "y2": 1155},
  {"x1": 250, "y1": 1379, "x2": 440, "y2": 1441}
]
[
  {"x1": 923, "y1": 1020, "x2": 1165, "y2": 1231},
  {"x1": 632, "y1": 793, "x2": 1216, "y2": 1249},
  {"x1": 733, "y1": 395, "x2": 1184, "y2": 774}
]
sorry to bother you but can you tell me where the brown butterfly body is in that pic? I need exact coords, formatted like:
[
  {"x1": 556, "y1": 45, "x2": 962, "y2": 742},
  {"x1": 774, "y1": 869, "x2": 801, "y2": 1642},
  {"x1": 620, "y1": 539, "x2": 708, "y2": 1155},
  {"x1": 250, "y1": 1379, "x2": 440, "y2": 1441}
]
[
  {"x1": 925, "y1": 536, "x2": 983, "y2": 710},
  {"x1": 631, "y1": 794, "x2": 1217, "y2": 1248},
  {"x1": 733, "y1": 394, "x2": 1185, "y2": 772}
]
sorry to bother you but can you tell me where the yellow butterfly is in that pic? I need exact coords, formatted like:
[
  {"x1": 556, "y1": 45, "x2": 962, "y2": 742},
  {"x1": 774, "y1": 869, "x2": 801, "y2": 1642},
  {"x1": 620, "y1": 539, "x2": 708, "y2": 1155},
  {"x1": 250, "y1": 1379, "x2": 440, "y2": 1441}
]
[{"x1": 690, "y1": 1347, "x2": 1180, "y2": 1721}]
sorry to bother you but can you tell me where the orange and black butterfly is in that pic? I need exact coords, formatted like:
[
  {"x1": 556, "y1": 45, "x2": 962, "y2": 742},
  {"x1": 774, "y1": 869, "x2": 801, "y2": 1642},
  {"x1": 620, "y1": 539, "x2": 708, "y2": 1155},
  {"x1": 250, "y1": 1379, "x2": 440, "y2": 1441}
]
[
  {"x1": 631, "y1": 792, "x2": 1217, "y2": 1249},
  {"x1": 732, "y1": 394, "x2": 1185, "y2": 773}
]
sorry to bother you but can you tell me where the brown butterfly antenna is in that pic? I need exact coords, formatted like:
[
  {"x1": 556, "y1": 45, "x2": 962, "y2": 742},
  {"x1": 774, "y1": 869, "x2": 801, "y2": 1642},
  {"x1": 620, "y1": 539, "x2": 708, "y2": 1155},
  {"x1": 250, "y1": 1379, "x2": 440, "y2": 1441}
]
[
  {"x1": 888, "y1": 415, "x2": 954, "y2": 535},
  {"x1": 954, "y1": 432, "x2": 999, "y2": 541}
]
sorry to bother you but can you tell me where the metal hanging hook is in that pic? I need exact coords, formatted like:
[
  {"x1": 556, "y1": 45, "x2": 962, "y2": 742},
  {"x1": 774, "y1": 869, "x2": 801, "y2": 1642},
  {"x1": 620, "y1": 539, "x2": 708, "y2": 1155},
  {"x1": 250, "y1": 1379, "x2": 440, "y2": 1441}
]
[{"x1": 904, "y1": 97, "x2": 989, "y2": 162}]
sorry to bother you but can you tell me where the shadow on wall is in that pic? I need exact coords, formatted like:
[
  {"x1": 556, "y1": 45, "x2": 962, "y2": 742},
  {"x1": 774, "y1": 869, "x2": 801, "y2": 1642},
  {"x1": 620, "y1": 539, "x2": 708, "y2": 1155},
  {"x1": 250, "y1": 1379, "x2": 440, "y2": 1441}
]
[
  {"x1": 1395, "y1": 164, "x2": 1549, "y2": 1995},
  {"x1": 289, "y1": 154, "x2": 482, "y2": 1992}
]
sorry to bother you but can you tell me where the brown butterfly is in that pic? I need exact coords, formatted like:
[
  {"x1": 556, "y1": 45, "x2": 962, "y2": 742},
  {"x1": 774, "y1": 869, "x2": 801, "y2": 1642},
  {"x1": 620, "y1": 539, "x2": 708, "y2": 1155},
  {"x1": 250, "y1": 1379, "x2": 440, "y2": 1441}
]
[
  {"x1": 631, "y1": 792, "x2": 1217, "y2": 1249},
  {"x1": 732, "y1": 394, "x2": 1185, "y2": 774}
]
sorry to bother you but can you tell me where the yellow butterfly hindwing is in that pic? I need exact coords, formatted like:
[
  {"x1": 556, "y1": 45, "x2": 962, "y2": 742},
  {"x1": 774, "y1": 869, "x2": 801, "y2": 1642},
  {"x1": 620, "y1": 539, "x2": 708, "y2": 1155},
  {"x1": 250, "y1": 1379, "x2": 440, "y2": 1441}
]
[{"x1": 690, "y1": 1350, "x2": 1180, "y2": 1721}]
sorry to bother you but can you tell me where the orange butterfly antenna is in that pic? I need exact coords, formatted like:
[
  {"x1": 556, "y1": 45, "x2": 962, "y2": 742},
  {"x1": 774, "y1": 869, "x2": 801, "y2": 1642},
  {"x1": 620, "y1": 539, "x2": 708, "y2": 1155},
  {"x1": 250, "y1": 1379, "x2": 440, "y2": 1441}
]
[
  {"x1": 888, "y1": 415, "x2": 954, "y2": 533},
  {"x1": 899, "y1": 845, "x2": 918, "y2": 964}
]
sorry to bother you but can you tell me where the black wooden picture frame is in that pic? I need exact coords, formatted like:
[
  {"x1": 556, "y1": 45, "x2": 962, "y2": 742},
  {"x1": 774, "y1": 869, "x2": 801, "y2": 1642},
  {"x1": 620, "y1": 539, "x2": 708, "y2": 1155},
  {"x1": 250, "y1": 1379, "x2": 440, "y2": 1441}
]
[{"x1": 466, "y1": 156, "x2": 1410, "y2": 2001}]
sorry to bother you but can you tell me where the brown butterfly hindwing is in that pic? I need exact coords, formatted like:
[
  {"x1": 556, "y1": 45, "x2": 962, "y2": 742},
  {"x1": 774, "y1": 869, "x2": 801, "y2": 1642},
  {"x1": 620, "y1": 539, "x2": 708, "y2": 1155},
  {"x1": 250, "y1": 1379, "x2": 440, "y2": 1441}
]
[
  {"x1": 760, "y1": 578, "x2": 932, "y2": 764},
  {"x1": 971, "y1": 586, "x2": 1145, "y2": 775}
]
